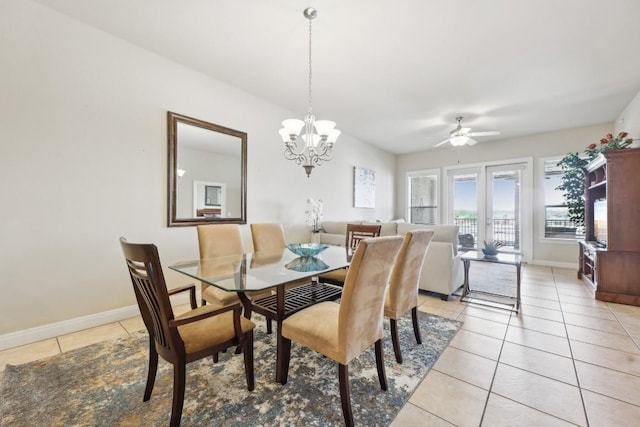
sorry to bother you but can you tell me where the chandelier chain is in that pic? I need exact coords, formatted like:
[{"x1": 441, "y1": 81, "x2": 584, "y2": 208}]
[{"x1": 308, "y1": 17, "x2": 313, "y2": 113}]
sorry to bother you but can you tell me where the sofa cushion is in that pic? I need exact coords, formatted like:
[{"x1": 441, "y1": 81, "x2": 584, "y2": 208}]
[
  {"x1": 318, "y1": 233, "x2": 346, "y2": 246},
  {"x1": 397, "y1": 223, "x2": 459, "y2": 255},
  {"x1": 362, "y1": 222, "x2": 398, "y2": 236},
  {"x1": 321, "y1": 221, "x2": 361, "y2": 235}
]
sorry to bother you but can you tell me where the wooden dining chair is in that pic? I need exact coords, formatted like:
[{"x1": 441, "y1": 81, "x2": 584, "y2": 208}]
[
  {"x1": 384, "y1": 230, "x2": 434, "y2": 363},
  {"x1": 119, "y1": 237, "x2": 255, "y2": 427},
  {"x1": 317, "y1": 223, "x2": 382, "y2": 286},
  {"x1": 280, "y1": 235, "x2": 403, "y2": 427}
]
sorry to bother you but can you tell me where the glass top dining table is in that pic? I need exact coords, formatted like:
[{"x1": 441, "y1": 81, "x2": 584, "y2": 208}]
[
  {"x1": 169, "y1": 244, "x2": 350, "y2": 384},
  {"x1": 168, "y1": 245, "x2": 350, "y2": 292}
]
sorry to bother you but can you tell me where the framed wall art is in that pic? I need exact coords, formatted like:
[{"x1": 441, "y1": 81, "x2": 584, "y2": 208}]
[{"x1": 353, "y1": 166, "x2": 375, "y2": 208}]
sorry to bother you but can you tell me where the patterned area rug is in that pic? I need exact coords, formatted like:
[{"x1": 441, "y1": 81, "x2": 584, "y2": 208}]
[{"x1": 0, "y1": 312, "x2": 460, "y2": 427}]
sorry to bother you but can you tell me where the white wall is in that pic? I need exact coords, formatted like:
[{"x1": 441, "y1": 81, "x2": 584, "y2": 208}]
[
  {"x1": 395, "y1": 123, "x2": 613, "y2": 266},
  {"x1": 0, "y1": 0, "x2": 395, "y2": 336},
  {"x1": 616, "y1": 90, "x2": 640, "y2": 140}
]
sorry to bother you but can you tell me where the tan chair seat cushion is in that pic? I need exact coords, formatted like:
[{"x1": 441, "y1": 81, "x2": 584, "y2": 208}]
[
  {"x1": 202, "y1": 285, "x2": 272, "y2": 308},
  {"x1": 202, "y1": 285, "x2": 240, "y2": 307},
  {"x1": 177, "y1": 306, "x2": 255, "y2": 355},
  {"x1": 318, "y1": 268, "x2": 347, "y2": 283},
  {"x1": 282, "y1": 302, "x2": 344, "y2": 363}
]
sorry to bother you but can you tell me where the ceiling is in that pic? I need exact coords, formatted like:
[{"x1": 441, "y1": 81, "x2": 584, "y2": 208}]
[{"x1": 34, "y1": 0, "x2": 640, "y2": 154}]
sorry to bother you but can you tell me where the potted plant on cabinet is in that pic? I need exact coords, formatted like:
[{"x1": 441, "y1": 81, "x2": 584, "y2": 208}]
[{"x1": 556, "y1": 132, "x2": 633, "y2": 229}]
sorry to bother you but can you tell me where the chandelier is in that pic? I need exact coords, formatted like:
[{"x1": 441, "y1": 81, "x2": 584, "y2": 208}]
[{"x1": 279, "y1": 7, "x2": 340, "y2": 178}]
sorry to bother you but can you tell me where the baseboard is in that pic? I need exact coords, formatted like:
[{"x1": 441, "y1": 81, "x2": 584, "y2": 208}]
[
  {"x1": 0, "y1": 305, "x2": 137, "y2": 351},
  {"x1": 0, "y1": 293, "x2": 192, "y2": 351},
  {"x1": 530, "y1": 259, "x2": 579, "y2": 270}
]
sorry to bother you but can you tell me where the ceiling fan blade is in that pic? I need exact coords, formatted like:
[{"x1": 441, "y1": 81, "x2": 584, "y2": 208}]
[
  {"x1": 466, "y1": 138, "x2": 478, "y2": 146},
  {"x1": 467, "y1": 130, "x2": 501, "y2": 137},
  {"x1": 433, "y1": 138, "x2": 451, "y2": 147}
]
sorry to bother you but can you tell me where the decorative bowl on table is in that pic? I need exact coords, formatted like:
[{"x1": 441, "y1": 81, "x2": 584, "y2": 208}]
[
  {"x1": 286, "y1": 243, "x2": 329, "y2": 257},
  {"x1": 481, "y1": 249, "x2": 498, "y2": 257},
  {"x1": 285, "y1": 256, "x2": 329, "y2": 272}
]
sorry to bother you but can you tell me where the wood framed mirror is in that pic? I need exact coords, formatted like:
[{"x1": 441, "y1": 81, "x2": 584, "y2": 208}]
[{"x1": 167, "y1": 111, "x2": 247, "y2": 226}]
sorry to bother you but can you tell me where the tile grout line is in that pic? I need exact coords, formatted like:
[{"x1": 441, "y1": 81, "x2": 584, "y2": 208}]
[
  {"x1": 475, "y1": 305, "x2": 512, "y2": 426},
  {"x1": 552, "y1": 266, "x2": 592, "y2": 427},
  {"x1": 605, "y1": 304, "x2": 640, "y2": 353}
]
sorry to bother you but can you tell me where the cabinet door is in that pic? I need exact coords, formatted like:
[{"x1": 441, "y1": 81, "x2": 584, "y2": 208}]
[
  {"x1": 596, "y1": 251, "x2": 640, "y2": 305},
  {"x1": 605, "y1": 150, "x2": 640, "y2": 252}
]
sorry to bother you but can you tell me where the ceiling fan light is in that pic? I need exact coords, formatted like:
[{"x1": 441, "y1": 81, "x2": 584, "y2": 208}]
[{"x1": 450, "y1": 135, "x2": 469, "y2": 146}]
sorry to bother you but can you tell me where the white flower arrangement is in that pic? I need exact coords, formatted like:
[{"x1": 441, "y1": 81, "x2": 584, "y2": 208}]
[{"x1": 305, "y1": 198, "x2": 323, "y2": 232}]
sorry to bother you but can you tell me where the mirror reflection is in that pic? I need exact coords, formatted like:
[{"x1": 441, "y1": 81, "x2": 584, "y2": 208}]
[{"x1": 168, "y1": 112, "x2": 247, "y2": 226}]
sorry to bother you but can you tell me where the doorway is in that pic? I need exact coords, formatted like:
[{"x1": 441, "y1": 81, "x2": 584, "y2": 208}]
[{"x1": 445, "y1": 159, "x2": 532, "y2": 262}]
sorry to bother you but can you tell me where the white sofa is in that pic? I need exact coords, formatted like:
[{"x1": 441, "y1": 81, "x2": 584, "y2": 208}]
[{"x1": 317, "y1": 221, "x2": 464, "y2": 299}]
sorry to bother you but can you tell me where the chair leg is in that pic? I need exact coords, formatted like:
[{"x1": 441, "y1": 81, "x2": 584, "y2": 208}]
[
  {"x1": 212, "y1": 352, "x2": 219, "y2": 363},
  {"x1": 280, "y1": 337, "x2": 292, "y2": 385},
  {"x1": 339, "y1": 363, "x2": 354, "y2": 427},
  {"x1": 411, "y1": 306, "x2": 422, "y2": 345},
  {"x1": 375, "y1": 339, "x2": 388, "y2": 391},
  {"x1": 170, "y1": 362, "x2": 186, "y2": 427},
  {"x1": 266, "y1": 318, "x2": 273, "y2": 334},
  {"x1": 143, "y1": 335, "x2": 158, "y2": 401},
  {"x1": 390, "y1": 318, "x2": 403, "y2": 364},
  {"x1": 243, "y1": 330, "x2": 255, "y2": 391}
]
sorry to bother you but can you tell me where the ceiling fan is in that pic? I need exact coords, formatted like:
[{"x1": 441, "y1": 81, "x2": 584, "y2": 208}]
[{"x1": 434, "y1": 116, "x2": 501, "y2": 147}]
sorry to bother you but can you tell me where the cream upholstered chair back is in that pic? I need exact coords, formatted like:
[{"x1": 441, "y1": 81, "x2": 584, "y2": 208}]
[
  {"x1": 338, "y1": 235, "x2": 404, "y2": 364},
  {"x1": 280, "y1": 235, "x2": 403, "y2": 426},
  {"x1": 197, "y1": 224, "x2": 244, "y2": 258},
  {"x1": 385, "y1": 230, "x2": 434, "y2": 318},
  {"x1": 317, "y1": 223, "x2": 382, "y2": 287},
  {"x1": 197, "y1": 224, "x2": 245, "y2": 308},
  {"x1": 198, "y1": 224, "x2": 274, "y2": 331},
  {"x1": 250, "y1": 223, "x2": 287, "y2": 252}
]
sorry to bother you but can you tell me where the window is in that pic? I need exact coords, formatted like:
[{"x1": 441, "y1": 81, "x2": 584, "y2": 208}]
[
  {"x1": 543, "y1": 159, "x2": 583, "y2": 239},
  {"x1": 407, "y1": 169, "x2": 439, "y2": 224}
]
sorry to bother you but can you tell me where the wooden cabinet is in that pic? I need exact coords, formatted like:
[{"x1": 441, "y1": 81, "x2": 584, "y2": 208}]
[{"x1": 579, "y1": 148, "x2": 640, "y2": 306}]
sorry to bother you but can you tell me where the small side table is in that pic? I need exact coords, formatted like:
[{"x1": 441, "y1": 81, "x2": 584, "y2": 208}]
[{"x1": 460, "y1": 251, "x2": 522, "y2": 312}]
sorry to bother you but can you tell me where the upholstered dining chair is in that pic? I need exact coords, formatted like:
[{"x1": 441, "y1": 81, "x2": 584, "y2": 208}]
[
  {"x1": 198, "y1": 224, "x2": 274, "y2": 334},
  {"x1": 119, "y1": 237, "x2": 255, "y2": 427},
  {"x1": 317, "y1": 223, "x2": 382, "y2": 286},
  {"x1": 384, "y1": 229, "x2": 434, "y2": 363},
  {"x1": 250, "y1": 222, "x2": 309, "y2": 292},
  {"x1": 280, "y1": 235, "x2": 403, "y2": 427},
  {"x1": 249, "y1": 222, "x2": 287, "y2": 252},
  {"x1": 197, "y1": 224, "x2": 245, "y2": 307}
]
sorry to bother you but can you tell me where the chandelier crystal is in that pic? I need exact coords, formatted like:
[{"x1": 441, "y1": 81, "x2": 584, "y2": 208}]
[{"x1": 279, "y1": 7, "x2": 340, "y2": 178}]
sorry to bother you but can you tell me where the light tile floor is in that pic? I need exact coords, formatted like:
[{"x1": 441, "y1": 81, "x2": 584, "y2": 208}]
[{"x1": 2, "y1": 266, "x2": 640, "y2": 426}]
